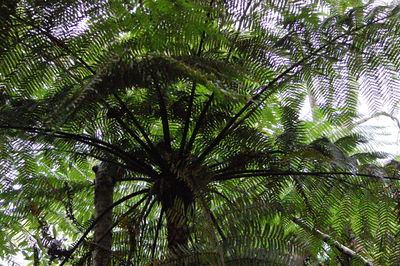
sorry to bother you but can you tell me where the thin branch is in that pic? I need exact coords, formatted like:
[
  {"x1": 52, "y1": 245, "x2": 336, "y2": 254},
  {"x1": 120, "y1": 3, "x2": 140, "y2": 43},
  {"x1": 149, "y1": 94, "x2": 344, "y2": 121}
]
[
  {"x1": 68, "y1": 194, "x2": 150, "y2": 266},
  {"x1": 189, "y1": 1, "x2": 254, "y2": 161},
  {"x1": 226, "y1": 0, "x2": 253, "y2": 60},
  {"x1": 15, "y1": 14, "x2": 166, "y2": 172},
  {"x1": 151, "y1": 207, "x2": 165, "y2": 260},
  {"x1": 12, "y1": 14, "x2": 96, "y2": 74},
  {"x1": 209, "y1": 150, "x2": 285, "y2": 173},
  {"x1": 213, "y1": 170, "x2": 400, "y2": 182},
  {"x1": 102, "y1": 99, "x2": 153, "y2": 155},
  {"x1": 11, "y1": 13, "x2": 165, "y2": 174},
  {"x1": 12, "y1": 147, "x2": 131, "y2": 172},
  {"x1": 178, "y1": 0, "x2": 214, "y2": 157},
  {"x1": 1, "y1": 125, "x2": 126, "y2": 157},
  {"x1": 195, "y1": 15, "x2": 396, "y2": 165},
  {"x1": 138, "y1": 198, "x2": 157, "y2": 247},
  {"x1": 0, "y1": 125, "x2": 159, "y2": 177},
  {"x1": 185, "y1": 93, "x2": 214, "y2": 156},
  {"x1": 293, "y1": 177, "x2": 316, "y2": 219},
  {"x1": 179, "y1": 83, "x2": 197, "y2": 157},
  {"x1": 352, "y1": 111, "x2": 400, "y2": 129},
  {"x1": 59, "y1": 189, "x2": 150, "y2": 265},
  {"x1": 155, "y1": 85, "x2": 172, "y2": 152},
  {"x1": 90, "y1": 194, "x2": 151, "y2": 257},
  {"x1": 112, "y1": 93, "x2": 164, "y2": 165},
  {"x1": 292, "y1": 217, "x2": 373, "y2": 266},
  {"x1": 204, "y1": 203, "x2": 227, "y2": 241},
  {"x1": 209, "y1": 189, "x2": 235, "y2": 207},
  {"x1": 129, "y1": 196, "x2": 156, "y2": 264},
  {"x1": 198, "y1": 197, "x2": 226, "y2": 265},
  {"x1": 114, "y1": 116, "x2": 152, "y2": 152}
]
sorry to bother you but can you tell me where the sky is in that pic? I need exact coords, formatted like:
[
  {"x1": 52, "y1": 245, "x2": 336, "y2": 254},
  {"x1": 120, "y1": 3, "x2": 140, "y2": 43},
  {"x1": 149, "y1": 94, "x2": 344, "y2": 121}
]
[{"x1": 300, "y1": 97, "x2": 400, "y2": 158}]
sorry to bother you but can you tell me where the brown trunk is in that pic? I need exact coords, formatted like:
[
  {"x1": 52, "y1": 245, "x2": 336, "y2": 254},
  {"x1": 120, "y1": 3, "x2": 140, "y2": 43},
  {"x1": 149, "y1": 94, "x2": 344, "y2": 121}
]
[
  {"x1": 157, "y1": 176, "x2": 193, "y2": 255},
  {"x1": 166, "y1": 206, "x2": 190, "y2": 254},
  {"x1": 93, "y1": 163, "x2": 118, "y2": 266}
]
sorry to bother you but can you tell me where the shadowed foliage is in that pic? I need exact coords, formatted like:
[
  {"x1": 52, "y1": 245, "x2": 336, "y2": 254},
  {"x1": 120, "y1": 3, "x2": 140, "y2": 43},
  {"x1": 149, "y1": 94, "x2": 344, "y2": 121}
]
[{"x1": 0, "y1": 0, "x2": 399, "y2": 265}]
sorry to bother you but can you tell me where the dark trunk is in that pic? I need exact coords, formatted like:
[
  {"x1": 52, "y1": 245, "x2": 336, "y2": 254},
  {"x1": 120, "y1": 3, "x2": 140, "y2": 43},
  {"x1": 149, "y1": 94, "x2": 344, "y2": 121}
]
[
  {"x1": 165, "y1": 206, "x2": 190, "y2": 254},
  {"x1": 93, "y1": 163, "x2": 118, "y2": 266},
  {"x1": 156, "y1": 175, "x2": 193, "y2": 255}
]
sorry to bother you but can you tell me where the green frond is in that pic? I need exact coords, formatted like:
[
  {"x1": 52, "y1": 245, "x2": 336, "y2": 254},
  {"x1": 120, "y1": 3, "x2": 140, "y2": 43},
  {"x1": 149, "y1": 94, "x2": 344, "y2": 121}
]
[{"x1": 1, "y1": 0, "x2": 399, "y2": 264}]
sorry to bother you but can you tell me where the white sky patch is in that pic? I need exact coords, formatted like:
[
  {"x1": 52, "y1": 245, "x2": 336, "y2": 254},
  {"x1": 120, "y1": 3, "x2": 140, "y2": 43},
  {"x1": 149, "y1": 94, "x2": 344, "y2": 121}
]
[
  {"x1": 300, "y1": 96, "x2": 400, "y2": 157},
  {"x1": 357, "y1": 98, "x2": 400, "y2": 156}
]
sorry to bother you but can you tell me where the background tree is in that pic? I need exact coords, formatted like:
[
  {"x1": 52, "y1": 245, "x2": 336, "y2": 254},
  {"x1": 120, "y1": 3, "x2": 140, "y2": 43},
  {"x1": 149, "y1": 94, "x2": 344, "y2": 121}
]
[{"x1": 0, "y1": 0, "x2": 399, "y2": 265}]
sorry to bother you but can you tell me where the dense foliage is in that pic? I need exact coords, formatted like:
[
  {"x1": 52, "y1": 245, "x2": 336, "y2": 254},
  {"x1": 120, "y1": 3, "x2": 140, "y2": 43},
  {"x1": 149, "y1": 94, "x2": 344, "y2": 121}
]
[{"x1": 0, "y1": 0, "x2": 399, "y2": 265}]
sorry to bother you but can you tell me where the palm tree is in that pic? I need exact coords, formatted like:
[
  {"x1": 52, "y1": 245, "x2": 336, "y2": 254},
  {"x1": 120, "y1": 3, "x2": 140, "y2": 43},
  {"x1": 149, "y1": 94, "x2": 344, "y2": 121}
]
[{"x1": 0, "y1": 0, "x2": 399, "y2": 265}]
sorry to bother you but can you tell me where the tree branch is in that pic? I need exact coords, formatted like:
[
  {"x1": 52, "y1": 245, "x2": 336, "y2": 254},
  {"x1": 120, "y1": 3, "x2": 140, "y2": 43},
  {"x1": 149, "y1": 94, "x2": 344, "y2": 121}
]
[
  {"x1": 60, "y1": 189, "x2": 150, "y2": 265},
  {"x1": 155, "y1": 85, "x2": 172, "y2": 152},
  {"x1": 112, "y1": 93, "x2": 164, "y2": 165},
  {"x1": 179, "y1": 0, "x2": 215, "y2": 158},
  {"x1": 151, "y1": 207, "x2": 165, "y2": 260},
  {"x1": 12, "y1": 13, "x2": 166, "y2": 172},
  {"x1": 195, "y1": 15, "x2": 396, "y2": 165},
  {"x1": 129, "y1": 196, "x2": 156, "y2": 263},
  {"x1": 185, "y1": 93, "x2": 214, "y2": 156},
  {"x1": 102, "y1": 99, "x2": 154, "y2": 155},
  {"x1": 292, "y1": 217, "x2": 373, "y2": 265},
  {"x1": 179, "y1": 83, "x2": 197, "y2": 157},
  {"x1": 293, "y1": 177, "x2": 316, "y2": 219},
  {"x1": 353, "y1": 111, "x2": 400, "y2": 129},
  {"x1": 89, "y1": 194, "x2": 152, "y2": 264},
  {"x1": 12, "y1": 147, "x2": 131, "y2": 173},
  {"x1": 0, "y1": 125, "x2": 159, "y2": 177},
  {"x1": 213, "y1": 169, "x2": 400, "y2": 181},
  {"x1": 200, "y1": 197, "x2": 227, "y2": 241},
  {"x1": 209, "y1": 189, "x2": 235, "y2": 207}
]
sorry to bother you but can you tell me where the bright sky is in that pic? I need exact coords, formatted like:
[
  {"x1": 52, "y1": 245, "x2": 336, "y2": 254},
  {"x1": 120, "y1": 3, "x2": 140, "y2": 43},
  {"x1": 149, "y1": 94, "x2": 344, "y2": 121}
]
[
  {"x1": 357, "y1": 100, "x2": 400, "y2": 156},
  {"x1": 300, "y1": 97, "x2": 400, "y2": 158}
]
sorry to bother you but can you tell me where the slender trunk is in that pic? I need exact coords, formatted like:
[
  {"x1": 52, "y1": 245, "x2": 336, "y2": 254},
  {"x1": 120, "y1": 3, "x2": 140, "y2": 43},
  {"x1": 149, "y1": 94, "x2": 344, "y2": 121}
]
[
  {"x1": 165, "y1": 206, "x2": 190, "y2": 254},
  {"x1": 157, "y1": 176, "x2": 193, "y2": 255},
  {"x1": 33, "y1": 245, "x2": 39, "y2": 266},
  {"x1": 93, "y1": 163, "x2": 118, "y2": 266}
]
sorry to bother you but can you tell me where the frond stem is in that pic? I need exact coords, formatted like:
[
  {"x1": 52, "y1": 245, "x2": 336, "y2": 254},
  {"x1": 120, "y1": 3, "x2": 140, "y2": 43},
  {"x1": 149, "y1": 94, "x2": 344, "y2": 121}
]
[
  {"x1": 293, "y1": 177, "x2": 316, "y2": 219},
  {"x1": 112, "y1": 93, "x2": 166, "y2": 167},
  {"x1": 60, "y1": 189, "x2": 150, "y2": 265},
  {"x1": 12, "y1": 147, "x2": 131, "y2": 172},
  {"x1": 179, "y1": 82, "x2": 197, "y2": 157},
  {"x1": 195, "y1": 15, "x2": 396, "y2": 165},
  {"x1": 129, "y1": 196, "x2": 156, "y2": 263},
  {"x1": 101, "y1": 99, "x2": 154, "y2": 156},
  {"x1": 92, "y1": 194, "x2": 151, "y2": 259},
  {"x1": 209, "y1": 189, "x2": 235, "y2": 207},
  {"x1": 185, "y1": 93, "x2": 214, "y2": 156},
  {"x1": 213, "y1": 170, "x2": 400, "y2": 181},
  {"x1": 155, "y1": 85, "x2": 172, "y2": 152},
  {"x1": 151, "y1": 207, "x2": 165, "y2": 260},
  {"x1": 0, "y1": 125, "x2": 158, "y2": 177}
]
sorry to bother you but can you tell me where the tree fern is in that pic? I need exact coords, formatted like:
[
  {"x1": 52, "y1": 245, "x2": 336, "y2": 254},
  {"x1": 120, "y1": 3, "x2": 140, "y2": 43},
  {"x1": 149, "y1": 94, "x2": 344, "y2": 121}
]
[{"x1": 0, "y1": 0, "x2": 399, "y2": 265}]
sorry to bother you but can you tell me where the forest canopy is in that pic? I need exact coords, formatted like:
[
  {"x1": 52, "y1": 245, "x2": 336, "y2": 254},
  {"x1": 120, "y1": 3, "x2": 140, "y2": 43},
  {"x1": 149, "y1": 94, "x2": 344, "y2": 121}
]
[{"x1": 0, "y1": 0, "x2": 399, "y2": 265}]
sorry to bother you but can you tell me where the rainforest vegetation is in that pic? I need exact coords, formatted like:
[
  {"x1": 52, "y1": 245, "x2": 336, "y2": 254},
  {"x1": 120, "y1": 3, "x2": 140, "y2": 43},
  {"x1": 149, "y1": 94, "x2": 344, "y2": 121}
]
[{"x1": 0, "y1": 0, "x2": 399, "y2": 265}]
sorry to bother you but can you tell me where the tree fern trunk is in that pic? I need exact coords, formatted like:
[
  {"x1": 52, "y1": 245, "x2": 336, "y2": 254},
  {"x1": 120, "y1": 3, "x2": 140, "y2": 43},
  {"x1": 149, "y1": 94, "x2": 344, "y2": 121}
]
[
  {"x1": 93, "y1": 163, "x2": 116, "y2": 266},
  {"x1": 166, "y1": 207, "x2": 190, "y2": 254},
  {"x1": 157, "y1": 176, "x2": 193, "y2": 255}
]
